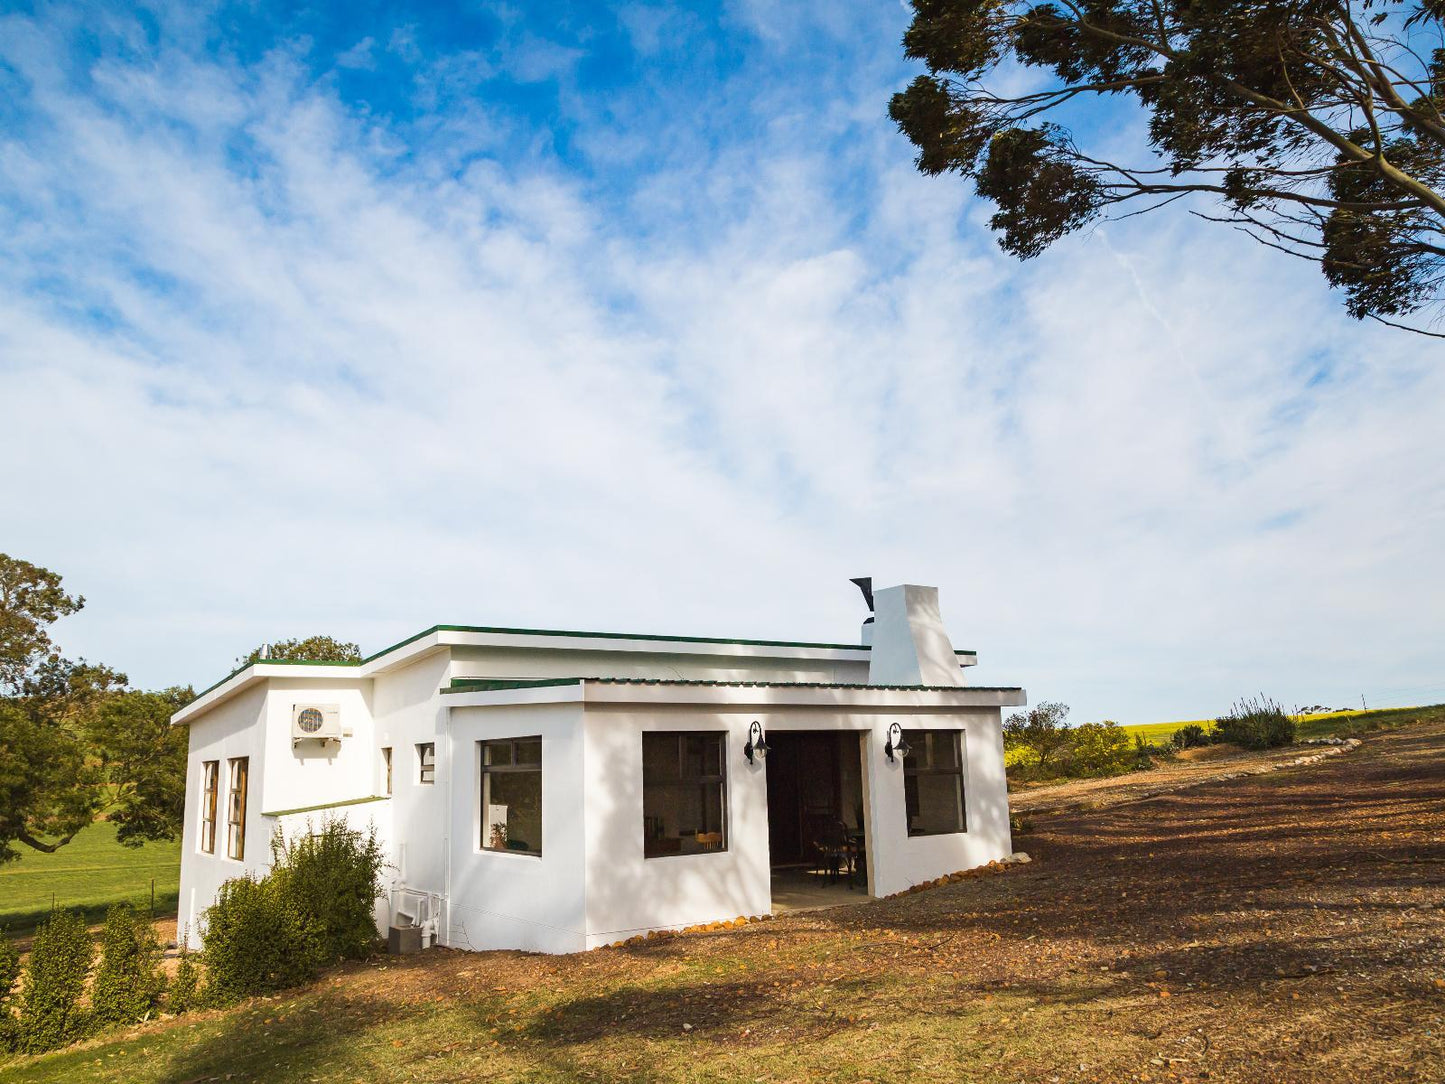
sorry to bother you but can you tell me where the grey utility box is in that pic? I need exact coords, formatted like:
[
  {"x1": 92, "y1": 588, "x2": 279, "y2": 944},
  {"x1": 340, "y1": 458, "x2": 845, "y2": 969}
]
[{"x1": 388, "y1": 923, "x2": 424, "y2": 955}]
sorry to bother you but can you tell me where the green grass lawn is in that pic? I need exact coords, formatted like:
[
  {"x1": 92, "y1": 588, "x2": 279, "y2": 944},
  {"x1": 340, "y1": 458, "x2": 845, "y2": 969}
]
[{"x1": 0, "y1": 822, "x2": 180, "y2": 935}]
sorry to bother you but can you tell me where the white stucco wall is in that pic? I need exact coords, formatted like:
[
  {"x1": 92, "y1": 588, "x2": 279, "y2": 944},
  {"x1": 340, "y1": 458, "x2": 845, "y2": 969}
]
[
  {"x1": 862, "y1": 709, "x2": 1013, "y2": 896},
  {"x1": 442, "y1": 702, "x2": 587, "y2": 954},
  {"x1": 579, "y1": 708, "x2": 772, "y2": 948},
  {"x1": 372, "y1": 652, "x2": 452, "y2": 897},
  {"x1": 572, "y1": 703, "x2": 1012, "y2": 947},
  {"x1": 448, "y1": 645, "x2": 874, "y2": 684},
  {"x1": 258, "y1": 679, "x2": 375, "y2": 816},
  {"x1": 177, "y1": 684, "x2": 270, "y2": 949}
]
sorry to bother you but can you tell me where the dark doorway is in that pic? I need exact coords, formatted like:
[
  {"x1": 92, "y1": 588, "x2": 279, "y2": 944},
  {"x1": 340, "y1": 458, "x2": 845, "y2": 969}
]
[{"x1": 765, "y1": 732, "x2": 866, "y2": 891}]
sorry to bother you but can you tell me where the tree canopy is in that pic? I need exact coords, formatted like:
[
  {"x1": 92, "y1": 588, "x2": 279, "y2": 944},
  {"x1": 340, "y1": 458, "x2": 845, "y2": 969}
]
[
  {"x1": 0, "y1": 554, "x2": 83, "y2": 694},
  {"x1": 1003, "y1": 700, "x2": 1073, "y2": 772},
  {"x1": 0, "y1": 555, "x2": 192, "y2": 861},
  {"x1": 889, "y1": 0, "x2": 1445, "y2": 332},
  {"x1": 238, "y1": 635, "x2": 362, "y2": 666}
]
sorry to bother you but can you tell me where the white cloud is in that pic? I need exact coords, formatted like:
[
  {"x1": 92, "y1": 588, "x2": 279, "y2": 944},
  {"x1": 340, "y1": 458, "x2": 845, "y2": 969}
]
[{"x1": 0, "y1": 6, "x2": 1441, "y2": 722}]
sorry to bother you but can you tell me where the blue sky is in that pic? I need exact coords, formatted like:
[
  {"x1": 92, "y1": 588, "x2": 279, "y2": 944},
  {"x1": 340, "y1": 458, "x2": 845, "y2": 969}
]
[{"x1": 2, "y1": 0, "x2": 1442, "y2": 722}]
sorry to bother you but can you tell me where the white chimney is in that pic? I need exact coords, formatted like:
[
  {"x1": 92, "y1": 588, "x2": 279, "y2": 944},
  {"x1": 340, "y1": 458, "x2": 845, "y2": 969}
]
[{"x1": 866, "y1": 584, "x2": 966, "y2": 687}]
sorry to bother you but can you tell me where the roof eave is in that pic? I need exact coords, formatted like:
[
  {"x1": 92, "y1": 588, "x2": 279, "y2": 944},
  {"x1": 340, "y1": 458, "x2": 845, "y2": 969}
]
[{"x1": 442, "y1": 680, "x2": 1025, "y2": 711}]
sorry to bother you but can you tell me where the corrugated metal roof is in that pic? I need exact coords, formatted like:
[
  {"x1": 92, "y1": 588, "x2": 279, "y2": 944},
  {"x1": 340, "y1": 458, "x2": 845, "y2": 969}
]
[{"x1": 442, "y1": 676, "x2": 1021, "y2": 695}]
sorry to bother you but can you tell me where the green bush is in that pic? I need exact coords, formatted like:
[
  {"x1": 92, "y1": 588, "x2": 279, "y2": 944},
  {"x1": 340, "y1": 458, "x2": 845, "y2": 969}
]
[
  {"x1": 270, "y1": 819, "x2": 386, "y2": 964},
  {"x1": 168, "y1": 943, "x2": 199, "y2": 1014},
  {"x1": 1214, "y1": 695, "x2": 1297, "y2": 749},
  {"x1": 1172, "y1": 723, "x2": 1210, "y2": 749},
  {"x1": 0, "y1": 928, "x2": 20, "y2": 1052},
  {"x1": 1065, "y1": 721, "x2": 1134, "y2": 777},
  {"x1": 91, "y1": 904, "x2": 166, "y2": 1028},
  {"x1": 200, "y1": 817, "x2": 387, "y2": 1005},
  {"x1": 17, "y1": 910, "x2": 94, "y2": 1053},
  {"x1": 1128, "y1": 734, "x2": 1149, "y2": 770},
  {"x1": 200, "y1": 874, "x2": 318, "y2": 1006}
]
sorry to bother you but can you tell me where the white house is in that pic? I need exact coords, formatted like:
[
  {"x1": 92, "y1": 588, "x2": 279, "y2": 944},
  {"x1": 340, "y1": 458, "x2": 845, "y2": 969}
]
[{"x1": 173, "y1": 582, "x2": 1025, "y2": 955}]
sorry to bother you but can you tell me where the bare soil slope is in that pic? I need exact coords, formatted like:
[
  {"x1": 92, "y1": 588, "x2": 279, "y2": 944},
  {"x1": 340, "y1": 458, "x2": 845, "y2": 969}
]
[{"x1": 4, "y1": 723, "x2": 1443, "y2": 1084}]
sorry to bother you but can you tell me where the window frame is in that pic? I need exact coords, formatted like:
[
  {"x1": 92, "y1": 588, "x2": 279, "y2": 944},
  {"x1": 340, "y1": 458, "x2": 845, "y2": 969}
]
[
  {"x1": 200, "y1": 760, "x2": 219, "y2": 854},
  {"x1": 381, "y1": 746, "x2": 393, "y2": 796},
  {"x1": 416, "y1": 742, "x2": 435, "y2": 785},
  {"x1": 225, "y1": 756, "x2": 249, "y2": 861},
  {"x1": 478, "y1": 736, "x2": 543, "y2": 858},
  {"x1": 902, "y1": 728, "x2": 967, "y2": 837},
  {"x1": 642, "y1": 731, "x2": 729, "y2": 860}
]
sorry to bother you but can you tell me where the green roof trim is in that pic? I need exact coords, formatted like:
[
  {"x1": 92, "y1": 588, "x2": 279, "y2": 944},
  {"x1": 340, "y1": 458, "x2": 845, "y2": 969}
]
[
  {"x1": 262, "y1": 794, "x2": 389, "y2": 819},
  {"x1": 443, "y1": 677, "x2": 584, "y2": 694}
]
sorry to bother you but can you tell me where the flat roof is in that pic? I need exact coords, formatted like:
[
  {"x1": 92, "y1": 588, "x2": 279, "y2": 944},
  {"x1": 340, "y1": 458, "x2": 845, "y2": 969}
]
[
  {"x1": 176, "y1": 621, "x2": 982, "y2": 724},
  {"x1": 368, "y1": 623, "x2": 975, "y2": 663}
]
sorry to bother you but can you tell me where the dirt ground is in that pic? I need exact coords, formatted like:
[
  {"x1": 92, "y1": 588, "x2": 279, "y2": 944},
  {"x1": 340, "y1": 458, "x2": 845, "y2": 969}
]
[{"x1": 6, "y1": 721, "x2": 1443, "y2": 1083}]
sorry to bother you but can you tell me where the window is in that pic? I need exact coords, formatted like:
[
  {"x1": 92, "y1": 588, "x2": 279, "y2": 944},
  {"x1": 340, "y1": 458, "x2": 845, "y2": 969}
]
[
  {"x1": 226, "y1": 757, "x2": 249, "y2": 860},
  {"x1": 416, "y1": 742, "x2": 435, "y2": 785},
  {"x1": 642, "y1": 732, "x2": 727, "y2": 858},
  {"x1": 200, "y1": 761, "x2": 219, "y2": 854},
  {"x1": 479, "y1": 737, "x2": 542, "y2": 856},
  {"x1": 381, "y1": 747, "x2": 393, "y2": 796},
  {"x1": 902, "y1": 729, "x2": 966, "y2": 836}
]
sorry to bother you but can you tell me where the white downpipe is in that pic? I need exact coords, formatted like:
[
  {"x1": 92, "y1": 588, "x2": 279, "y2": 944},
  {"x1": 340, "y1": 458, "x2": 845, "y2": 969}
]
[{"x1": 441, "y1": 680, "x2": 453, "y2": 948}]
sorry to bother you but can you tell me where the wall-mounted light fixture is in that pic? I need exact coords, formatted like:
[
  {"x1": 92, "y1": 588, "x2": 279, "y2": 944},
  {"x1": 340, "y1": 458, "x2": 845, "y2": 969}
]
[
  {"x1": 884, "y1": 722, "x2": 911, "y2": 764},
  {"x1": 744, "y1": 720, "x2": 770, "y2": 764}
]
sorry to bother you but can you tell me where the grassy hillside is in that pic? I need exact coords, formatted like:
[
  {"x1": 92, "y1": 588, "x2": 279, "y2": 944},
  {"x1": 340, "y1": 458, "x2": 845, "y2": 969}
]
[{"x1": 0, "y1": 822, "x2": 180, "y2": 935}]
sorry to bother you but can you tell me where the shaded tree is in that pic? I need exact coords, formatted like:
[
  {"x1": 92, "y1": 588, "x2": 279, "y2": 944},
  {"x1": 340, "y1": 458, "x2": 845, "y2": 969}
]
[{"x1": 889, "y1": 0, "x2": 1445, "y2": 333}]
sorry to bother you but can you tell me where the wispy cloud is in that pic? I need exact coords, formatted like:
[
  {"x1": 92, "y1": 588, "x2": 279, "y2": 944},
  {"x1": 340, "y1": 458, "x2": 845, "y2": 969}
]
[{"x1": 0, "y1": 2, "x2": 1440, "y2": 721}]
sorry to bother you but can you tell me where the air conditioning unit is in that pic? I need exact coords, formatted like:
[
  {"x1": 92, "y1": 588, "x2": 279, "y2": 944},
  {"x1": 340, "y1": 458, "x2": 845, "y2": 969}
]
[{"x1": 291, "y1": 704, "x2": 342, "y2": 746}]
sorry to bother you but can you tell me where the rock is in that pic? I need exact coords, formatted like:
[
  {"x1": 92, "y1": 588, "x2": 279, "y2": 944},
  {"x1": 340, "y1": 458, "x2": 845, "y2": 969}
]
[{"x1": 1002, "y1": 852, "x2": 1032, "y2": 864}]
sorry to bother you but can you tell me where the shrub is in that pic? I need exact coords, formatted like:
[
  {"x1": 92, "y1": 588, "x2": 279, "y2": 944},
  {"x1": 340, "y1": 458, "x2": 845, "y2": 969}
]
[
  {"x1": 0, "y1": 928, "x2": 19, "y2": 1052},
  {"x1": 270, "y1": 819, "x2": 386, "y2": 965},
  {"x1": 168, "y1": 942, "x2": 199, "y2": 1014},
  {"x1": 1214, "y1": 695, "x2": 1297, "y2": 749},
  {"x1": 201, "y1": 874, "x2": 318, "y2": 1005},
  {"x1": 91, "y1": 904, "x2": 166, "y2": 1028},
  {"x1": 17, "y1": 910, "x2": 94, "y2": 1053},
  {"x1": 1131, "y1": 734, "x2": 1156, "y2": 770},
  {"x1": 1065, "y1": 721, "x2": 1134, "y2": 777},
  {"x1": 1172, "y1": 723, "x2": 1210, "y2": 749}
]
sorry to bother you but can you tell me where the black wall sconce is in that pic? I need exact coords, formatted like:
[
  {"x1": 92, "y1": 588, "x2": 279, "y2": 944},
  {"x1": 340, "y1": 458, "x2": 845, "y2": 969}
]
[
  {"x1": 884, "y1": 722, "x2": 911, "y2": 763},
  {"x1": 744, "y1": 720, "x2": 770, "y2": 764}
]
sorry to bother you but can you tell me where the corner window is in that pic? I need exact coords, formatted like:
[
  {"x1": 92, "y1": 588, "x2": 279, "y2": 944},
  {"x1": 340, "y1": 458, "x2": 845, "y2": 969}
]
[
  {"x1": 200, "y1": 761, "x2": 219, "y2": 854},
  {"x1": 226, "y1": 757, "x2": 249, "y2": 860},
  {"x1": 642, "y1": 732, "x2": 727, "y2": 858},
  {"x1": 416, "y1": 742, "x2": 435, "y2": 785},
  {"x1": 381, "y1": 747, "x2": 393, "y2": 796},
  {"x1": 903, "y1": 730, "x2": 966, "y2": 836},
  {"x1": 479, "y1": 737, "x2": 542, "y2": 856}
]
